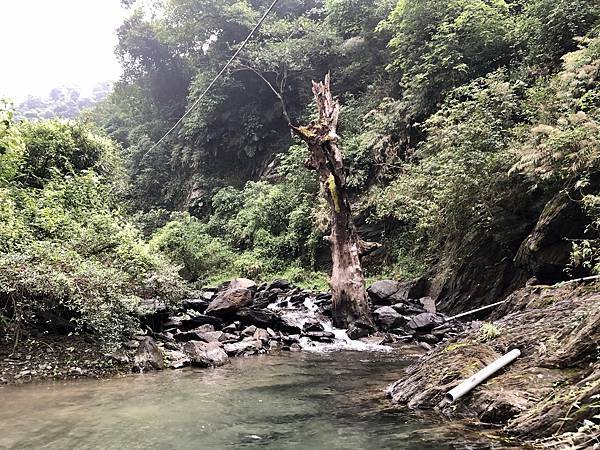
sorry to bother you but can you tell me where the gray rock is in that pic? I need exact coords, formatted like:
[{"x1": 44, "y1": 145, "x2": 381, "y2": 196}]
[
  {"x1": 196, "y1": 324, "x2": 215, "y2": 333},
  {"x1": 163, "y1": 316, "x2": 184, "y2": 329},
  {"x1": 373, "y1": 306, "x2": 405, "y2": 331},
  {"x1": 367, "y1": 280, "x2": 401, "y2": 304},
  {"x1": 181, "y1": 315, "x2": 224, "y2": 330},
  {"x1": 230, "y1": 278, "x2": 257, "y2": 291},
  {"x1": 223, "y1": 340, "x2": 261, "y2": 356},
  {"x1": 181, "y1": 298, "x2": 209, "y2": 313},
  {"x1": 391, "y1": 302, "x2": 425, "y2": 315},
  {"x1": 418, "y1": 297, "x2": 436, "y2": 313},
  {"x1": 165, "y1": 350, "x2": 190, "y2": 369},
  {"x1": 302, "y1": 319, "x2": 325, "y2": 333},
  {"x1": 407, "y1": 313, "x2": 445, "y2": 332},
  {"x1": 303, "y1": 331, "x2": 335, "y2": 342},
  {"x1": 236, "y1": 307, "x2": 280, "y2": 328},
  {"x1": 220, "y1": 332, "x2": 240, "y2": 343},
  {"x1": 267, "y1": 279, "x2": 292, "y2": 290},
  {"x1": 134, "y1": 337, "x2": 164, "y2": 372},
  {"x1": 278, "y1": 317, "x2": 302, "y2": 335},
  {"x1": 347, "y1": 323, "x2": 371, "y2": 340},
  {"x1": 222, "y1": 323, "x2": 238, "y2": 333},
  {"x1": 183, "y1": 341, "x2": 230, "y2": 367},
  {"x1": 253, "y1": 328, "x2": 269, "y2": 342},
  {"x1": 205, "y1": 289, "x2": 253, "y2": 316},
  {"x1": 242, "y1": 325, "x2": 257, "y2": 336},
  {"x1": 197, "y1": 331, "x2": 224, "y2": 343}
]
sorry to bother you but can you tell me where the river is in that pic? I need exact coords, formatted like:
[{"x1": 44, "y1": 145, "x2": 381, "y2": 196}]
[{"x1": 0, "y1": 350, "x2": 504, "y2": 449}]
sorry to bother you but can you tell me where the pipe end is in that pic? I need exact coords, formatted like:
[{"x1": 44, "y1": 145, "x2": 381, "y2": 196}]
[{"x1": 444, "y1": 393, "x2": 454, "y2": 403}]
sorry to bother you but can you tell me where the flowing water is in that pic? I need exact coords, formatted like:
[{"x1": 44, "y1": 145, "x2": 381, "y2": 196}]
[{"x1": 0, "y1": 351, "x2": 505, "y2": 449}]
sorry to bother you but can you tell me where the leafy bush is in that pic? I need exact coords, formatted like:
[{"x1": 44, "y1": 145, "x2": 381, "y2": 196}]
[
  {"x1": 150, "y1": 215, "x2": 236, "y2": 282},
  {"x1": 18, "y1": 119, "x2": 122, "y2": 188},
  {"x1": 371, "y1": 72, "x2": 522, "y2": 267},
  {"x1": 0, "y1": 110, "x2": 185, "y2": 347}
]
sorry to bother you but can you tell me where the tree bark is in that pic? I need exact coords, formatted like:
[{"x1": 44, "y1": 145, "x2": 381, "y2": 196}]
[{"x1": 292, "y1": 73, "x2": 375, "y2": 331}]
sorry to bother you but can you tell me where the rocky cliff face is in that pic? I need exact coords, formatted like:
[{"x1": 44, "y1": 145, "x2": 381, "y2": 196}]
[{"x1": 430, "y1": 192, "x2": 594, "y2": 315}]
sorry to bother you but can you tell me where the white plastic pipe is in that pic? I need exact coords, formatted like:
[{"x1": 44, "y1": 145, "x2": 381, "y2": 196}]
[{"x1": 445, "y1": 348, "x2": 521, "y2": 403}]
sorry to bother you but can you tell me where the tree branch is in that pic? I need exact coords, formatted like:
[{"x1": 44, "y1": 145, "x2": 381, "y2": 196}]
[{"x1": 237, "y1": 63, "x2": 292, "y2": 126}]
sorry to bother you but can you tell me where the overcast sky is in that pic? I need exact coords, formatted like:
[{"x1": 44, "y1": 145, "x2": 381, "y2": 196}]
[{"x1": 0, "y1": 0, "x2": 128, "y2": 102}]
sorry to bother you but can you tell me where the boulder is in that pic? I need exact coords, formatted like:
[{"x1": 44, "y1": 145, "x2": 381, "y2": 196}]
[
  {"x1": 223, "y1": 340, "x2": 262, "y2": 356},
  {"x1": 163, "y1": 316, "x2": 184, "y2": 329},
  {"x1": 133, "y1": 337, "x2": 164, "y2": 372},
  {"x1": 407, "y1": 313, "x2": 445, "y2": 332},
  {"x1": 253, "y1": 328, "x2": 269, "y2": 342},
  {"x1": 303, "y1": 331, "x2": 335, "y2": 342},
  {"x1": 236, "y1": 307, "x2": 280, "y2": 328},
  {"x1": 197, "y1": 331, "x2": 224, "y2": 343},
  {"x1": 181, "y1": 315, "x2": 224, "y2": 330},
  {"x1": 347, "y1": 323, "x2": 371, "y2": 340},
  {"x1": 302, "y1": 319, "x2": 325, "y2": 333},
  {"x1": 220, "y1": 333, "x2": 240, "y2": 343},
  {"x1": 242, "y1": 325, "x2": 257, "y2": 336},
  {"x1": 252, "y1": 291, "x2": 277, "y2": 309},
  {"x1": 230, "y1": 278, "x2": 257, "y2": 291},
  {"x1": 373, "y1": 306, "x2": 405, "y2": 331},
  {"x1": 391, "y1": 302, "x2": 426, "y2": 316},
  {"x1": 205, "y1": 288, "x2": 253, "y2": 316},
  {"x1": 367, "y1": 280, "x2": 401, "y2": 305},
  {"x1": 165, "y1": 350, "x2": 190, "y2": 369},
  {"x1": 278, "y1": 317, "x2": 302, "y2": 335},
  {"x1": 368, "y1": 279, "x2": 429, "y2": 305},
  {"x1": 173, "y1": 327, "x2": 223, "y2": 343},
  {"x1": 267, "y1": 279, "x2": 292, "y2": 290},
  {"x1": 418, "y1": 297, "x2": 436, "y2": 313},
  {"x1": 181, "y1": 298, "x2": 210, "y2": 313},
  {"x1": 183, "y1": 341, "x2": 230, "y2": 367},
  {"x1": 222, "y1": 323, "x2": 238, "y2": 333}
]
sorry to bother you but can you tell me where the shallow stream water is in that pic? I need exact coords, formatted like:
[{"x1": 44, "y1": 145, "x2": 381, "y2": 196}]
[{"x1": 0, "y1": 351, "x2": 504, "y2": 449}]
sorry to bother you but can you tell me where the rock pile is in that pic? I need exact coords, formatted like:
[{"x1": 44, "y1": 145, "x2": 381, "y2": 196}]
[
  {"x1": 367, "y1": 279, "x2": 467, "y2": 348},
  {"x1": 135, "y1": 277, "x2": 467, "y2": 371}
]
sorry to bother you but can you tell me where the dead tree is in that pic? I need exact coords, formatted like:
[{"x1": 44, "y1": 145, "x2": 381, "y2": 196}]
[{"x1": 292, "y1": 74, "x2": 376, "y2": 333}]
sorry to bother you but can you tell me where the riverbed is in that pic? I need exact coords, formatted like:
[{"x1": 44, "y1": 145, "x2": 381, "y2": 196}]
[{"x1": 0, "y1": 351, "x2": 504, "y2": 449}]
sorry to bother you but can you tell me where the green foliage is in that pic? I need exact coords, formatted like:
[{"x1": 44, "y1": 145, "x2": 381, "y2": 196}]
[
  {"x1": 570, "y1": 194, "x2": 600, "y2": 275},
  {"x1": 18, "y1": 119, "x2": 122, "y2": 188},
  {"x1": 0, "y1": 102, "x2": 26, "y2": 184},
  {"x1": 0, "y1": 110, "x2": 185, "y2": 346},
  {"x1": 513, "y1": 0, "x2": 600, "y2": 70},
  {"x1": 479, "y1": 322, "x2": 501, "y2": 342},
  {"x1": 380, "y1": 0, "x2": 513, "y2": 118},
  {"x1": 373, "y1": 72, "x2": 521, "y2": 251},
  {"x1": 150, "y1": 144, "x2": 324, "y2": 284},
  {"x1": 88, "y1": 0, "x2": 600, "y2": 289},
  {"x1": 512, "y1": 36, "x2": 600, "y2": 182},
  {"x1": 150, "y1": 214, "x2": 236, "y2": 282}
]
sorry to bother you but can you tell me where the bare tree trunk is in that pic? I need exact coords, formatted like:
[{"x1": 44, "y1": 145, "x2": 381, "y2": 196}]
[{"x1": 292, "y1": 74, "x2": 375, "y2": 333}]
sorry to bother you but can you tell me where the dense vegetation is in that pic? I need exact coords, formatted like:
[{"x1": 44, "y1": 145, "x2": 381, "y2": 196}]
[
  {"x1": 91, "y1": 0, "x2": 599, "y2": 287},
  {"x1": 2, "y1": 0, "x2": 599, "y2": 345},
  {"x1": 0, "y1": 105, "x2": 184, "y2": 345}
]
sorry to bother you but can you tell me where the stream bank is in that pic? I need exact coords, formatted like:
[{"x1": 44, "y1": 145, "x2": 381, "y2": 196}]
[{"x1": 387, "y1": 282, "x2": 600, "y2": 448}]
